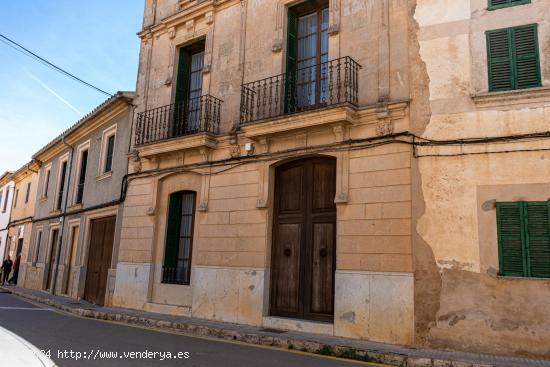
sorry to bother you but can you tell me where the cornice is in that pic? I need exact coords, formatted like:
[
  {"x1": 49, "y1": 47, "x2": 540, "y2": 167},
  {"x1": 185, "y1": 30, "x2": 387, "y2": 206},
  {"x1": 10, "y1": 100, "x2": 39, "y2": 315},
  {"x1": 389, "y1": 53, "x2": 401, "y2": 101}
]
[{"x1": 138, "y1": 0, "x2": 238, "y2": 39}]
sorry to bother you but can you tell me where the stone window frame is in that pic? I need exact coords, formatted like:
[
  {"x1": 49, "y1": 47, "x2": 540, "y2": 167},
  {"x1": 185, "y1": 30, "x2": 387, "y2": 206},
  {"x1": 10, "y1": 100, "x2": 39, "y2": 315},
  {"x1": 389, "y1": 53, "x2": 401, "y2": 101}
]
[
  {"x1": 53, "y1": 152, "x2": 70, "y2": 213},
  {"x1": 41, "y1": 163, "x2": 52, "y2": 201},
  {"x1": 97, "y1": 124, "x2": 117, "y2": 180}
]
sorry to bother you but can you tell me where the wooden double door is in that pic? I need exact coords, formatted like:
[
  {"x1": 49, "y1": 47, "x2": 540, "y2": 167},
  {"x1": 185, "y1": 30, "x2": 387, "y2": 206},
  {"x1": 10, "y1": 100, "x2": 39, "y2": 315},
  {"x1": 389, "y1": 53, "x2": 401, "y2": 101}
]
[
  {"x1": 270, "y1": 157, "x2": 336, "y2": 322},
  {"x1": 84, "y1": 216, "x2": 116, "y2": 306}
]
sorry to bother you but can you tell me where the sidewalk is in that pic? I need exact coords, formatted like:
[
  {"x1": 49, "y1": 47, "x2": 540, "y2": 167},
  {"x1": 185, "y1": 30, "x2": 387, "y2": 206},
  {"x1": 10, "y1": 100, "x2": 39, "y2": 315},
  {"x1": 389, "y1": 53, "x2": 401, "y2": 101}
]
[{"x1": 2, "y1": 285, "x2": 549, "y2": 367}]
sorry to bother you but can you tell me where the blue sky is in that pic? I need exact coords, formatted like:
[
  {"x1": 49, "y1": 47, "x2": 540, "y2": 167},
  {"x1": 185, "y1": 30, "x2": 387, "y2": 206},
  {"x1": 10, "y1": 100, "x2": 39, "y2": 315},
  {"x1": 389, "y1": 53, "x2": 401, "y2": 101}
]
[{"x1": 0, "y1": 0, "x2": 143, "y2": 174}]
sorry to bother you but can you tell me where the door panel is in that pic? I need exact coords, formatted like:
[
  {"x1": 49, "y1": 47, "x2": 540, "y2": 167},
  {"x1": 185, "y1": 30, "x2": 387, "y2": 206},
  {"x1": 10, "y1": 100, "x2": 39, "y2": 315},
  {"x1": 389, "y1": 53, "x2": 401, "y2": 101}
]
[
  {"x1": 271, "y1": 157, "x2": 336, "y2": 322},
  {"x1": 309, "y1": 222, "x2": 335, "y2": 315},
  {"x1": 45, "y1": 229, "x2": 59, "y2": 291},
  {"x1": 272, "y1": 223, "x2": 302, "y2": 314}
]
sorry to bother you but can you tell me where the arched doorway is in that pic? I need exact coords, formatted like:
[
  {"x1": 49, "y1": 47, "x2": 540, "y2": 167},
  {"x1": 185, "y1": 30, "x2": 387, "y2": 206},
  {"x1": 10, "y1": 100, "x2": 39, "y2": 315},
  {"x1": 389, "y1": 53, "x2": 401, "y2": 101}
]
[{"x1": 270, "y1": 157, "x2": 336, "y2": 322}]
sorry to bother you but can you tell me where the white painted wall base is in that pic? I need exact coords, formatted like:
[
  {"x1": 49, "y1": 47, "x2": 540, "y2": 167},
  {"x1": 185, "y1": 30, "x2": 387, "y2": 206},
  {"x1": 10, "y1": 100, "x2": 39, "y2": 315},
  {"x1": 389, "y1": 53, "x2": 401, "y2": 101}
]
[
  {"x1": 191, "y1": 265, "x2": 265, "y2": 326},
  {"x1": 334, "y1": 270, "x2": 414, "y2": 345},
  {"x1": 112, "y1": 262, "x2": 152, "y2": 309}
]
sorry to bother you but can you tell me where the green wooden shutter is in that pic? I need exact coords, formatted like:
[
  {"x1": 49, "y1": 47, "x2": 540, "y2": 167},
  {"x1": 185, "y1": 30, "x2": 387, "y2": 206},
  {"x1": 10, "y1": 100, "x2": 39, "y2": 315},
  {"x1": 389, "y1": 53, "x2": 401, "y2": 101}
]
[
  {"x1": 164, "y1": 192, "x2": 182, "y2": 269},
  {"x1": 497, "y1": 202, "x2": 527, "y2": 276},
  {"x1": 487, "y1": 29, "x2": 513, "y2": 91},
  {"x1": 488, "y1": 0, "x2": 530, "y2": 10},
  {"x1": 513, "y1": 24, "x2": 541, "y2": 89},
  {"x1": 285, "y1": 8, "x2": 298, "y2": 113},
  {"x1": 524, "y1": 202, "x2": 550, "y2": 278},
  {"x1": 487, "y1": 24, "x2": 540, "y2": 91}
]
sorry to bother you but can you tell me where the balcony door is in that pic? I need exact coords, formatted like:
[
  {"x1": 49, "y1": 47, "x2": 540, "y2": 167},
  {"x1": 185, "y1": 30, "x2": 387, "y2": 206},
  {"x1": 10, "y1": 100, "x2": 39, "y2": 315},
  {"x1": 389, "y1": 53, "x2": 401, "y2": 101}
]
[
  {"x1": 287, "y1": 2, "x2": 329, "y2": 110},
  {"x1": 174, "y1": 41, "x2": 205, "y2": 135}
]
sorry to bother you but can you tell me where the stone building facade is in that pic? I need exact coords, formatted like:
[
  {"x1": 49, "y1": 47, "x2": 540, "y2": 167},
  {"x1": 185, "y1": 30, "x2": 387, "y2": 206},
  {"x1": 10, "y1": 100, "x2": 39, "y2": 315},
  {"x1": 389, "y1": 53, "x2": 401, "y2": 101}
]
[
  {"x1": 113, "y1": 0, "x2": 418, "y2": 346},
  {"x1": 24, "y1": 92, "x2": 134, "y2": 308},
  {"x1": 8, "y1": 0, "x2": 548, "y2": 358},
  {"x1": 6, "y1": 161, "x2": 40, "y2": 285}
]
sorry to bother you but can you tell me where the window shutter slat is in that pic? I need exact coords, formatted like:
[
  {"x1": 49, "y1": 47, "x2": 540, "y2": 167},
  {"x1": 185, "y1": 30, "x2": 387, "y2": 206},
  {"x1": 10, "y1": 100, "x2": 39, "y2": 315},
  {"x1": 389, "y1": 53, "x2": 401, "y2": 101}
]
[
  {"x1": 489, "y1": 0, "x2": 531, "y2": 10},
  {"x1": 512, "y1": 24, "x2": 541, "y2": 89},
  {"x1": 487, "y1": 29, "x2": 513, "y2": 91},
  {"x1": 525, "y1": 202, "x2": 550, "y2": 278},
  {"x1": 497, "y1": 202, "x2": 526, "y2": 276}
]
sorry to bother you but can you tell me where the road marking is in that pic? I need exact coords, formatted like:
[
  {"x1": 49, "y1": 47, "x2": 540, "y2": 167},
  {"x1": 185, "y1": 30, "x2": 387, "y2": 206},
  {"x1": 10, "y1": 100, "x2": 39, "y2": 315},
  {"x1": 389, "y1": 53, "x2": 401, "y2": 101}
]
[
  {"x1": 0, "y1": 307, "x2": 52, "y2": 311},
  {"x1": 8, "y1": 294, "x2": 390, "y2": 367}
]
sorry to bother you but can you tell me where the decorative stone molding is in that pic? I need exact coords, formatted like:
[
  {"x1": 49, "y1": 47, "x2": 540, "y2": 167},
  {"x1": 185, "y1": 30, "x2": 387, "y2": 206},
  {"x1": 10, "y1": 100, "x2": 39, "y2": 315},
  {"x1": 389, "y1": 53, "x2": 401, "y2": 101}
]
[
  {"x1": 328, "y1": 0, "x2": 340, "y2": 35},
  {"x1": 203, "y1": 28, "x2": 214, "y2": 74},
  {"x1": 471, "y1": 86, "x2": 550, "y2": 109},
  {"x1": 272, "y1": 1, "x2": 284, "y2": 52},
  {"x1": 256, "y1": 162, "x2": 269, "y2": 209},
  {"x1": 185, "y1": 19, "x2": 195, "y2": 33},
  {"x1": 229, "y1": 145, "x2": 241, "y2": 158},
  {"x1": 167, "y1": 27, "x2": 177, "y2": 39},
  {"x1": 137, "y1": 132, "x2": 217, "y2": 158},
  {"x1": 205, "y1": 11, "x2": 214, "y2": 25},
  {"x1": 375, "y1": 101, "x2": 394, "y2": 136},
  {"x1": 199, "y1": 170, "x2": 211, "y2": 212}
]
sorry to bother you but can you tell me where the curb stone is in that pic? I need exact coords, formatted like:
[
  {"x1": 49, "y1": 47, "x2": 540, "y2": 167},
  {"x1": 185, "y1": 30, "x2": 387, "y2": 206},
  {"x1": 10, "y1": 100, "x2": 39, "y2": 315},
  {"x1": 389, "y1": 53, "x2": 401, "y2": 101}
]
[{"x1": 1, "y1": 287, "x2": 546, "y2": 367}]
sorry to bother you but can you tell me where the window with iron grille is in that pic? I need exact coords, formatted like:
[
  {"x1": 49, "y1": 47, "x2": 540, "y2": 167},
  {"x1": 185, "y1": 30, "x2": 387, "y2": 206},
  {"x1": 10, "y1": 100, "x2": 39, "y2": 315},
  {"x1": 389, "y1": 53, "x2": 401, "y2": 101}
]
[
  {"x1": 496, "y1": 202, "x2": 550, "y2": 278},
  {"x1": 162, "y1": 191, "x2": 196, "y2": 285},
  {"x1": 488, "y1": 0, "x2": 530, "y2": 10},
  {"x1": 486, "y1": 24, "x2": 540, "y2": 92}
]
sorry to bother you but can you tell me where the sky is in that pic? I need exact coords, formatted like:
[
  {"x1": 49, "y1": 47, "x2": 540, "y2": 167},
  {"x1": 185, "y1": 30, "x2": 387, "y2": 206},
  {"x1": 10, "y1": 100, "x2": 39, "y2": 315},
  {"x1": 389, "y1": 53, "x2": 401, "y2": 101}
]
[{"x1": 0, "y1": 0, "x2": 144, "y2": 174}]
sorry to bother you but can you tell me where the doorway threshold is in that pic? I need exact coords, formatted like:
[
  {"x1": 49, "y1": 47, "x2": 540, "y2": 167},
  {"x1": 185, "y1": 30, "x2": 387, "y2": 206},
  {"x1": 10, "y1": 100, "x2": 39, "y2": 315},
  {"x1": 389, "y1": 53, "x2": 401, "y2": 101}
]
[{"x1": 262, "y1": 316, "x2": 334, "y2": 336}]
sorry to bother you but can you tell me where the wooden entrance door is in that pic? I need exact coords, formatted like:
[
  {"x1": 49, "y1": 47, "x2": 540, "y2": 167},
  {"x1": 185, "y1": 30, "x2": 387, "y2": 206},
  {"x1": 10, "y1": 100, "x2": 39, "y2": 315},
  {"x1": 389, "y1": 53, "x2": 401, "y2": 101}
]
[
  {"x1": 84, "y1": 216, "x2": 116, "y2": 306},
  {"x1": 270, "y1": 157, "x2": 336, "y2": 322},
  {"x1": 45, "y1": 229, "x2": 59, "y2": 291}
]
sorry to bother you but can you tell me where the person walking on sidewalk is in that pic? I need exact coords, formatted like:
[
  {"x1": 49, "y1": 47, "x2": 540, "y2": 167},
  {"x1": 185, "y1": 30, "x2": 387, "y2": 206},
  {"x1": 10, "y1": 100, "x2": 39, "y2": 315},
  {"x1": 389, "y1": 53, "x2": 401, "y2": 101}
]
[
  {"x1": 9, "y1": 254, "x2": 20, "y2": 285},
  {"x1": 1, "y1": 256, "x2": 12, "y2": 286}
]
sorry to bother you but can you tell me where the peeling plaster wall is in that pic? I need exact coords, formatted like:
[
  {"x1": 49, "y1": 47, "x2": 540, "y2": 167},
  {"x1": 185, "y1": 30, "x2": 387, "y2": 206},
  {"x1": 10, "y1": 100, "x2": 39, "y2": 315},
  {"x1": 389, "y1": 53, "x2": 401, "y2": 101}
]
[{"x1": 415, "y1": 0, "x2": 550, "y2": 356}]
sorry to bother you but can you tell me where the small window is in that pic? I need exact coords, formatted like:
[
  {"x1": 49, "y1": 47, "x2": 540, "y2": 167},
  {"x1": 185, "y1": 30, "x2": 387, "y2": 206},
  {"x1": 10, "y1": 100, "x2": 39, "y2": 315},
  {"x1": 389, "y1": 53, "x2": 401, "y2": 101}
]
[
  {"x1": 25, "y1": 182, "x2": 31, "y2": 204},
  {"x1": 2, "y1": 188, "x2": 9, "y2": 212},
  {"x1": 104, "y1": 135, "x2": 115, "y2": 173},
  {"x1": 13, "y1": 189, "x2": 19, "y2": 209},
  {"x1": 162, "y1": 191, "x2": 196, "y2": 285},
  {"x1": 76, "y1": 150, "x2": 88, "y2": 204},
  {"x1": 496, "y1": 202, "x2": 550, "y2": 278},
  {"x1": 488, "y1": 0, "x2": 530, "y2": 10},
  {"x1": 43, "y1": 168, "x2": 51, "y2": 198},
  {"x1": 487, "y1": 24, "x2": 541, "y2": 92},
  {"x1": 57, "y1": 161, "x2": 68, "y2": 211}
]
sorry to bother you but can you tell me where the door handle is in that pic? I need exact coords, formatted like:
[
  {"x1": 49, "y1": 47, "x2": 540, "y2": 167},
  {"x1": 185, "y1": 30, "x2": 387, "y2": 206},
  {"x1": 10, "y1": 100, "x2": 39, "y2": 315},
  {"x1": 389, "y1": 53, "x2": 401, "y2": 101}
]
[
  {"x1": 319, "y1": 248, "x2": 328, "y2": 258},
  {"x1": 284, "y1": 247, "x2": 291, "y2": 257}
]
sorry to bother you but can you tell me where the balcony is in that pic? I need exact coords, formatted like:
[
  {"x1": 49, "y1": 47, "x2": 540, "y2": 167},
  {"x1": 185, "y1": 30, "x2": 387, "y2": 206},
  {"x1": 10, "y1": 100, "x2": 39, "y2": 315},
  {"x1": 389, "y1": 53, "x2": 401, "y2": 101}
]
[
  {"x1": 240, "y1": 56, "x2": 361, "y2": 125},
  {"x1": 135, "y1": 95, "x2": 222, "y2": 146}
]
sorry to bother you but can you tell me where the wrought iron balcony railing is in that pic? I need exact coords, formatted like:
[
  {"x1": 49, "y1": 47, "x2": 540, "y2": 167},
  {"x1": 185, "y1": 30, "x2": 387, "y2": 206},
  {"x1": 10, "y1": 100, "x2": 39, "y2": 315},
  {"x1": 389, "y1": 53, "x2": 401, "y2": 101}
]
[
  {"x1": 135, "y1": 95, "x2": 223, "y2": 146},
  {"x1": 240, "y1": 56, "x2": 361, "y2": 125}
]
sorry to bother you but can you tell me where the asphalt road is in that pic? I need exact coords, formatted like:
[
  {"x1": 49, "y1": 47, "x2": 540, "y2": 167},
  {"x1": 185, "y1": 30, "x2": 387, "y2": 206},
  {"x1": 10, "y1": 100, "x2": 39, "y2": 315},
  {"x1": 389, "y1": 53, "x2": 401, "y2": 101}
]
[{"x1": 0, "y1": 293, "x2": 374, "y2": 367}]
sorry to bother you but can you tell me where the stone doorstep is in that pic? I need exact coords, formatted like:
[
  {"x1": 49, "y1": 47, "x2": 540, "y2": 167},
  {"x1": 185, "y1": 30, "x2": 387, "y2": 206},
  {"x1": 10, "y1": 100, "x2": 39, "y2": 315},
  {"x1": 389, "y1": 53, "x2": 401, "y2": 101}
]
[{"x1": 0, "y1": 287, "x2": 545, "y2": 367}]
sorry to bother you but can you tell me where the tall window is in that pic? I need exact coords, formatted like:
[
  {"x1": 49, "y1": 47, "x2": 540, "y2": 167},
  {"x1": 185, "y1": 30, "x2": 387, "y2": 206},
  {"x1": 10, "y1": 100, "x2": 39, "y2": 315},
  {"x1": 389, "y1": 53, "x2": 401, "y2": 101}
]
[
  {"x1": 2, "y1": 188, "x2": 9, "y2": 212},
  {"x1": 43, "y1": 168, "x2": 51, "y2": 198},
  {"x1": 174, "y1": 42, "x2": 205, "y2": 134},
  {"x1": 33, "y1": 230, "x2": 42, "y2": 263},
  {"x1": 13, "y1": 189, "x2": 18, "y2": 209},
  {"x1": 76, "y1": 150, "x2": 88, "y2": 204},
  {"x1": 104, "y1": 135, "x2": 115, "y2": 173},
  {"x1": 162, "y1": 191, "x2": 196, "y2": 285},
  {"x1": 57, "y1": 161, "x2": 68, "y2": 210},
  {"x1": 25, "y1": 182, "x2": 31, "y2": 203},
  {"x1": 487, "y1": 24, "x2": 540, "y2": 91},
  {"x1": 287, "y1": 1, "x2": 329, "y2": 110},
  {"x1": 496, "y1": 202, "x2": 550, "y2": 278}
]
